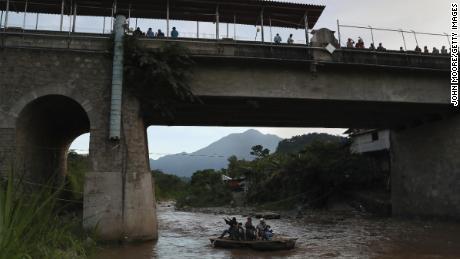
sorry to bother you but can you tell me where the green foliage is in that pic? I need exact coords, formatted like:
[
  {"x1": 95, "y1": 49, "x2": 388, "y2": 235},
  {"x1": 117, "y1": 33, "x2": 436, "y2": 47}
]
[
  {"x1": 66, "y1": 151, "x2": 89, "y2": 201},
  {"x1": 250, "y1": 145, "x2": 270, "y2": 159},
  {"x1": 161, "y1": 133, "x2": 385, "y2": 211},
  {"x1": 228, "y1": 136, "x2": 379, "y2": 210},
  {"x1": 176, "y1": 169, "x2": 232, "y2": 208},
  {"x1": 0, "y1": 172, "x2": 95, "y2": 259},
  {"x1": 153, "y1": 170, "x2": 188, "y2": 201},
  {"x1": 124, "y1": 36, "x2": 198, "y2": 118},
  {"x1": 276, "y1": 133, "x2": 346, "y2": 154},
  {"x1": 226, "y1": 155, "x2": 252, "y2": 179}
]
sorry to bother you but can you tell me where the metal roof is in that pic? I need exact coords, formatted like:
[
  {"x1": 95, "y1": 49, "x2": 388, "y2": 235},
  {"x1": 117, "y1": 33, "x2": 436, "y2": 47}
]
[{"x1": 0, "y1": 0, "x2": 325, "y2": 29}]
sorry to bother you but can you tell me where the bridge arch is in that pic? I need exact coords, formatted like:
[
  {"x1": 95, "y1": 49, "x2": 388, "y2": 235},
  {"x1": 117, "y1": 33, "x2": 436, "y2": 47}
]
[{"x1": 15, "y1": 94, "x2": 91, "y2": 184}]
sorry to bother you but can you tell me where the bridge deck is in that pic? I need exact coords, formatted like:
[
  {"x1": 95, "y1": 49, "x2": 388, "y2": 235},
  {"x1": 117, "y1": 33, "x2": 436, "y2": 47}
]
[{"x1": 0, "y1": 30, "x2": 449, "y2": 71}]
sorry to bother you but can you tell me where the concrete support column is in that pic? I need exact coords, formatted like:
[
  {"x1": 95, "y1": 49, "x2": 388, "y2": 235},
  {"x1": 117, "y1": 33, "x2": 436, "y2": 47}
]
[
  {"x1": 84, "y1": 91, "x2": 157, "y2": 241},
  {"x1": 391, "y1": 114, "x2": 460, "y2": 220}
]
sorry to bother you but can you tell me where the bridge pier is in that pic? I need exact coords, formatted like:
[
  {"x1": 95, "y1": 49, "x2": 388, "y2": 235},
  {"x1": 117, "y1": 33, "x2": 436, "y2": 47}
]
[
  {"x1": 391, "y1": 115, "x2": 460, "y2": 220},
  {"x1": 84, "y1": 92, "x2": 157, "y2": 241}
]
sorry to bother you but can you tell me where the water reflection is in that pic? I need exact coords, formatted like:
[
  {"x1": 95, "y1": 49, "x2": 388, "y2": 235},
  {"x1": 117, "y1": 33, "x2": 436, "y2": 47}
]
[{"x1": 96, "y1": 203, "x2": 460, "y2": 259}]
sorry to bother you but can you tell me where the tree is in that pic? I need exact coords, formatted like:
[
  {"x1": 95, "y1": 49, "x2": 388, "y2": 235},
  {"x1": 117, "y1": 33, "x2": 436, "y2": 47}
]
[
  {"x1": 250, "y1": 145, "x2": 270, "y2": 159},
  {"x1": 124, "y1": 37, "x2": 198, "y2": 118}
]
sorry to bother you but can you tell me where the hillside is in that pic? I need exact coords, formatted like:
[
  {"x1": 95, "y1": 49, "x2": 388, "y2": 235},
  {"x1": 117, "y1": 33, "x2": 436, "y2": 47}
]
[
  {"x1": 149, "y1": 129, "x2": 282, "y2": 177},
  {"x1": 276, "y1": 133, "x2": 346, "y2": 154}
]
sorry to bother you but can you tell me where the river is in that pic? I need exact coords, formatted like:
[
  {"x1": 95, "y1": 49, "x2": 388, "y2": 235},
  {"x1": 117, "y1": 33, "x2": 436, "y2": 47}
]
[{"x1": 96, "y1": 203, "x2": 460, "y2": 259}]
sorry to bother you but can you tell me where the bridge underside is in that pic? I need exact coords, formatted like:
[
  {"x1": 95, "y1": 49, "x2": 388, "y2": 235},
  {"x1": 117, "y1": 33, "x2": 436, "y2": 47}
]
[{"x1": 145, "y1": 96, "x2": 455, "y2": 129}]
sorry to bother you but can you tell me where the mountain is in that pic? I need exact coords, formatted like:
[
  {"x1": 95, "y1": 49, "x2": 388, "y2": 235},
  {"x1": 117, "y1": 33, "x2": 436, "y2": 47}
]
[{"x1": 150, "y1": 129, "x2": 282, "y2": 177}]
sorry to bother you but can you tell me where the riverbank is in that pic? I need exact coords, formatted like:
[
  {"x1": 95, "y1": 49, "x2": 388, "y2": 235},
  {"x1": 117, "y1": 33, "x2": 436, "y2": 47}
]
[{"x1": 176, "y1": 187, "x2": 391, "y2": 220}]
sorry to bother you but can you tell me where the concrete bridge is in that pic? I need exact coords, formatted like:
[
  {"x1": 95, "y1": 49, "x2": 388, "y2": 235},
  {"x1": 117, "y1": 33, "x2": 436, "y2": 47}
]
[{"x1": 0, "y1": 29, "x2": 456, "y2": 241}]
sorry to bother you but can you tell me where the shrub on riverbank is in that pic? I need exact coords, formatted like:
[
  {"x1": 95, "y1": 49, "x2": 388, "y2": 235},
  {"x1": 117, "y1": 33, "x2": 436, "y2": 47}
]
[
  {"x1": 153, "y1": 170, "x2": 188, "y2": 201},
  {"x1": 176, "y1": 169, "x2": 232, "y2": 208},
  {"x1": 245, "y1": 141, "x2": 376, "y2": 209},
  {"x1": 0, "y1": 172, "x2": 95, "y2": 259}
]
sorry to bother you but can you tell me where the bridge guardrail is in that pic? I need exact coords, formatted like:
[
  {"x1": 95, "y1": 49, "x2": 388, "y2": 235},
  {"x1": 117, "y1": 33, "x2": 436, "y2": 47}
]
[{"x1": 0, "y1": 30, "x2": 450, "y2": 71}]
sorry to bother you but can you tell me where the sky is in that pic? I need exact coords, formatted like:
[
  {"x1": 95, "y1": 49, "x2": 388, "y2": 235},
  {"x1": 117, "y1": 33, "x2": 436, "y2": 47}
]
[{"x1": 2, "y1": 0, "x2": 451, "y2": 158}]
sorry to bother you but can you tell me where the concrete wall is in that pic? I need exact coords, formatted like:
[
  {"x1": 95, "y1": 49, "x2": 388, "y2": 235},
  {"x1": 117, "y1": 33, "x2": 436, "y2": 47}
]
[{"x1": 391, "y1": 115, "x2": 460, "y2": 220}]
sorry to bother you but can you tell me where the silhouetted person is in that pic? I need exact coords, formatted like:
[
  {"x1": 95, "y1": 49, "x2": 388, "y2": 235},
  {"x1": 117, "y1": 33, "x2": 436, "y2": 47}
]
[
  {"x1": 274, "y1": 33, "x2": 282, "y2": 44},
  {"x1": 432, "y1": 47, "x2": 440, "y2": 54},
  {"x1": 424, "y1": 46, "x2": 429, "y2": 54},
  {"x1": 287, "y1": 34, "x2": 294, "y2": 44},
  {"x1": 441, "y1": 46, "x2": 448, "y2": 54},
  {"x1": 156, "y1": 29, "x2": 165, "y2": 38},
  {"x1": 171, "y1": 27, "x2": 179, "y2": 38},
  {"x1": 133, "y1": 27, "x2": 143, "y2": 37},
  {"x1": 400, "y1": 46, "x2": 405, "y2": 52},
  {"x1": 414, "y1": 45, "x2": 422, "y2": 53},
  {"x1": 376, "y1": 43, "x2": 386, "y2": 51},
  {"x1": 245, "y1": 217, "x2": 256, "y2": 240},
  {"x1": 146, "y1": 28, "x2": 155, "y2": 38},
  {"x1": 369, "y1": 43, "x2": 375, "y2": 50}
]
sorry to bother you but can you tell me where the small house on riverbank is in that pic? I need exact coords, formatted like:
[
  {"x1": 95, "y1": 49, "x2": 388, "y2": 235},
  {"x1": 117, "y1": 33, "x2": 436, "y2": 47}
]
[
  {"x1": 345, "y1": 129, "x2": 391, "y2": 190},
  {"x1": 222, "y1": 175, "x2": 247, "y2": 193}
]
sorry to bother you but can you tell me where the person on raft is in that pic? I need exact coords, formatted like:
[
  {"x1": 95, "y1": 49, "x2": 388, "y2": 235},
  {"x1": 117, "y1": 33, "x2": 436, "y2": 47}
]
[{"x1": 220, "y1": 217, "x2": 238, "y2": 239}]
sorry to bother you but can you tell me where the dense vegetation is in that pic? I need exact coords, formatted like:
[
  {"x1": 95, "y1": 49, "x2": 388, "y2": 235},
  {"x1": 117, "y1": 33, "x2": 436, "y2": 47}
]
[
  {"x1": 0, "y1": 171, "x2": 95, "y2": 259},
  {"x1": 65, "y1": 151, "x2": 89, "y2": 202},
  {"x1": 124, "y1": 36, "x2": 198, "y2": 118},
  {"x1": 175, "y1": 169, "x2": 232, "y2": 208},
  {"x1": 153, "y1": 170, "x2": 188, "y2": 201},
  {"x1": 159, "y1": 133, "x2": 388, "y2": 210},
  {"x1": 276, "y1": 133, "x2": 346, "y2": 154}
]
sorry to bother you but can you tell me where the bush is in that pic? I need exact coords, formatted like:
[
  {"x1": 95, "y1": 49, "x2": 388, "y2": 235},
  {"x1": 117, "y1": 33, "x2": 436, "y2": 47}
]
[
  {"x1": 246, "y1": 141, "x2": 375, "y2": 209},
  {"x1": 0, "y1": 172, "x2": 95, "y2": 259},
  {"x1": 153, "y1": 170, "x2": 188, "y2": 201},
  {"x1": 176, "y1": 170, "x2": 232, "y2": 208}
]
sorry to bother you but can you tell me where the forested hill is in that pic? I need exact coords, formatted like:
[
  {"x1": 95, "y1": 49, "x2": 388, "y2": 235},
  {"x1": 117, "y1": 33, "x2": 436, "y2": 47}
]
[{"x1": 276, "y1": 133, "x2": 346, "y2": 154}]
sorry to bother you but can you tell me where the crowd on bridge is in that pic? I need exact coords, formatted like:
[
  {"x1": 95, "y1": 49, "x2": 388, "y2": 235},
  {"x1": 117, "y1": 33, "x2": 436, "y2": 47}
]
[
  {"x1": 346, "y1": 37, "x2": 449, "y2": 55},
  {"x1": 132, "y1": 26, "x2": 180, "y2": 38},
  {"x1": 129, "y1": 25, "x2": 449, "y2": 54},
  {"x1": 219, "y1": 217, "x2": 273, "y2": 241}
]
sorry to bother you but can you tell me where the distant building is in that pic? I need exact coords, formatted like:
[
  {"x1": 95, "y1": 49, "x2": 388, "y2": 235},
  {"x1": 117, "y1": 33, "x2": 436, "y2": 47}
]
[
  {"x1": 345, "y1": 129, "x2": 390, "y2": 154},
  {"x1": 222, "y1": 175, "x2": 247, "y2": 193},
  {"x1": 345, "y1": 129, "x2": 391, "y2": 190}
]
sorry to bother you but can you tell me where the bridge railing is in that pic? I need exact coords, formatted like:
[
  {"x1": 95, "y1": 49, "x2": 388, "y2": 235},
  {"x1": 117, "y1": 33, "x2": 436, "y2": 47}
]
[
  {"x1": 0, "y1": 30, "x2": 450, "y2": 71},
  {"x1": 333, "y1": 48, "x2": 449, "y2": 71},
  {"x1": 336, "y1": 20, "x2": 451, "y2": 53}
]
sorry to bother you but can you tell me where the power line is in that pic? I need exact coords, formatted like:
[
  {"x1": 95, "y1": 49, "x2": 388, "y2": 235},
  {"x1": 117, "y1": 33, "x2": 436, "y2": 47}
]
[{"x1": 6, "y1": 144, "x2": 232, "y2": 158}]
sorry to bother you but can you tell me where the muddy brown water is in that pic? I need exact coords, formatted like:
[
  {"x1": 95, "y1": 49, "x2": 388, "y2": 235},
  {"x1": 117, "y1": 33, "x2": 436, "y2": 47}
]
[{"x1": 96, "y1": 203, "x2": 460, "y2": 259}]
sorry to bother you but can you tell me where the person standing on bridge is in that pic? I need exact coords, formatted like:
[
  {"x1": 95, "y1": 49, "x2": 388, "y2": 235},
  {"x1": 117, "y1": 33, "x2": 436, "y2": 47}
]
[
  {"x1": 146, "y1": 28, "x2": 155, "y2": 38},
  {"x1": 156, "y1": 29, "x2": 165, "y2": 38},
  {"x1": 369, "y1": 43, "x2": 376, "y2": 50},
  {"x1": 432, "y1": 47, "x2": 440, "y2": 54},
  {"x1": 171, "y1": 27, "x2": 179, "y2": 38},
  {"x1": 377, "y1": 43, "x2": 386, "y2": 51},
  {"x1": 274, "y1": 34, "x2": 282, "y2": 44},
  {"x1": 287, "y1": 34, "x2": 294, "y2": 44},
  {"x1": 133, "y1": 27, "x2": 144, "y2": 37},
  {"x1": 441, "y1": 46, "x2": 448, "y2": 55},
  {"x1": 355, "y1": 37, "x2": 364, "y2": 48},
  {"x1": 346, "y1": 38, "x2": 355, "y2": 48},
  {"x1": 423, "y1": 46, "x2": 429, "y2": 54},
  {"x1": 415, "y1": 45, "x2": 422, "y2": 53}
]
